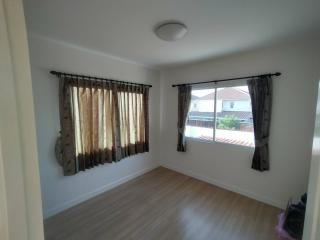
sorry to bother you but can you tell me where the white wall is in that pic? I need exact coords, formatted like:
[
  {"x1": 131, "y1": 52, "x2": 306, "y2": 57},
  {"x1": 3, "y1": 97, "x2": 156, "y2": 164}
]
[
  {"x1": 303, "y1": 81, "x2": 320, "y2": 240},
  {"x1": 0, "y1": 0, "x2": 44, "y2": 239},
  {"x1": 160, "y1": 37, "x2": 320, "y2": 209},
  {"x1": 28, "y1": 34, "x2": 161, "y2": 218}
]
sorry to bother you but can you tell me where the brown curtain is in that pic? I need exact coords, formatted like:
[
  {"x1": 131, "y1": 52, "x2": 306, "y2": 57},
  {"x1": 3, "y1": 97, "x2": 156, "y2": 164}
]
[
  {"x1": 59, "y1": 78, "x2": 77, "y2": 175},
  {"x1": 177, "y1": 85, "x2": 192, "y2": 152},
  {"x1": 247, "y1": 76, "x2": 272, "y2": 171},
  {"x1": 59, "y1": 76, "x2": 149, "y2": 175}
]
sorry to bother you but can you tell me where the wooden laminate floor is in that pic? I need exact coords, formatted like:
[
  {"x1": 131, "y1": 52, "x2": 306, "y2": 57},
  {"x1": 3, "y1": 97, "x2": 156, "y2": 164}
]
[{"x1": 45, "y1": 167, "x2": 280, "y2": 240}]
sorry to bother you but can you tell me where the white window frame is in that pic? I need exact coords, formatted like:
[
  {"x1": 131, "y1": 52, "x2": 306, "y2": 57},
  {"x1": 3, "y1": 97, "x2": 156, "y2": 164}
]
[{"x1": 185, "y1": 79, "x2": 254, "y2": 148}]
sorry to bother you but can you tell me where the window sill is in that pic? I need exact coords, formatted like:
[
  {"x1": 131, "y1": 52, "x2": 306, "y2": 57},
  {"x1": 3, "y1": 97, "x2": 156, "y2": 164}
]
[{"x1": 186, "y1": 136, "x2": 255, "y2": 149}]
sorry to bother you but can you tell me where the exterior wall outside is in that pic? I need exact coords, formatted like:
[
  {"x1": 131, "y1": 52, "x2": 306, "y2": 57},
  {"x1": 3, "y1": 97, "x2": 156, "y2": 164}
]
[
  {"x1": 222, "y1": 100, "x2": 251, "y2": 112},
  {"x1": 191, "y1": 99, "x2": 214, "y2": 112},
  {"x1": 191, "y1": 99, "x2": 251, "y2": 113}
]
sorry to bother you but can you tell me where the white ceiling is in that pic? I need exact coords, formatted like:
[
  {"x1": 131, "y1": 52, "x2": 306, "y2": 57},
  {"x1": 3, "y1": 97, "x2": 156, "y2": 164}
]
[{"x1": 24, "y1": 0, "x2": 320, "y2": 68}]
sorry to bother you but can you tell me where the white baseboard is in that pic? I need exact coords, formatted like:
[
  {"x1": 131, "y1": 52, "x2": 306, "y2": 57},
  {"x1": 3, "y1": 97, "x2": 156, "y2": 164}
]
[
  {"x1": 161, "y1": 163, "x2": 286, "y2": 210},
  {"x1": 44, "y1": 165, "x2": 159, "y2": 219},
  {"x1": 44, "y1": 163, "x2": 285, "y2": 219}
]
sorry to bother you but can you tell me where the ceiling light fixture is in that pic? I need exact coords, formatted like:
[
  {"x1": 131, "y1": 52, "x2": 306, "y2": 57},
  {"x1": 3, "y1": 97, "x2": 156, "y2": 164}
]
[{"x1": 154, "y1": 21, "x2": 188, "y2": 41}]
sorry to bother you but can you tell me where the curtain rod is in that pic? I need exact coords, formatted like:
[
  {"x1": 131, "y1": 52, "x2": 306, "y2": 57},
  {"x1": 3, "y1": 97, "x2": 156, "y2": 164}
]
[
  {"x1": 171, "y1": 72, "x2": 281, "y2": 87},
  {"x1": 50, "y1": 71, "x2": 152, "y2": 88}
]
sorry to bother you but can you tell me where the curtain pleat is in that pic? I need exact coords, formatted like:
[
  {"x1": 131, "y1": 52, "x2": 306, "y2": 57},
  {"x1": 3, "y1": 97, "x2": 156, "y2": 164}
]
[{"x1": 58, "y1": 76, "x2": 149, "y2": 175}]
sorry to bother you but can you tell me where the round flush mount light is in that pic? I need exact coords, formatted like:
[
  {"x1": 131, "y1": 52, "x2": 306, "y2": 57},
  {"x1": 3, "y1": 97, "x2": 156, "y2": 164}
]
[{"x1": 154, "y1": 22, "x2": 188, "y2": 41}]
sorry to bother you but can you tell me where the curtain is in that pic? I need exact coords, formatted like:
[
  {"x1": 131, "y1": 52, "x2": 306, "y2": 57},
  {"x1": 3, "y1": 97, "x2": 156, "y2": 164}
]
[
  {"x1": 116, "y1": 84, "x2": 149, "y2": 158},
  {"x1": 247, "y1": 75, "x2": 272, "y2": 171},
  {"x1": 177, "y1": 85, "x2": 192, "y2": 152},
  {"x1": 58, "y1": 76, "x2": 149, "y2": 175},
  {"x1": 59, "y1": 78, "x2": 77, "y2": 175}
]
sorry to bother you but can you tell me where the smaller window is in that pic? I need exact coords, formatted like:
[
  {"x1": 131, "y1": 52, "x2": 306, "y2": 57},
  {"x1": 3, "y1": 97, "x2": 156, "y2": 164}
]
[
  {"x1": 216, "y1": 86, "x2": 254, "y2": 147},
  {"x1": 229, "y1": 101, "x2": 235, "y2": 109},
  {"x1": 193, "y1": 102, "x2": 197, "y2": 109},
  {"x1": 185, "y1": 89, "x2": 215, "y2": 141}
]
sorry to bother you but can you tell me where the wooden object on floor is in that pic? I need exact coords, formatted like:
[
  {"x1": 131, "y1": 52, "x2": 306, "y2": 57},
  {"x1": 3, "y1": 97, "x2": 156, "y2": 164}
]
[{"x1": 44, "y1": 167, "x2": 280, "y2": 240}]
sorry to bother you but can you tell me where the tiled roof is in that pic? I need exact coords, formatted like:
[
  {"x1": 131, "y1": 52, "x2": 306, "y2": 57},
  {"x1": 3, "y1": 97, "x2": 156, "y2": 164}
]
[
  {"x1": 198, "y1": 88, "x2": 250, "y2": 100},
  {"x1": 191, "y1": 95, "x2": 200, "y2": 100}
]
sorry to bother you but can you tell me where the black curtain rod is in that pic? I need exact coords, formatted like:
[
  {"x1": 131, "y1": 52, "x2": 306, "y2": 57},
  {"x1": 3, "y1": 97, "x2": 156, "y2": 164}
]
[
  {"x1": 50, "y1": 71, "x2": 152, "y2": 88},
  {"x1": 172, "y1": 72, "x2": 281, "y2": 87}
]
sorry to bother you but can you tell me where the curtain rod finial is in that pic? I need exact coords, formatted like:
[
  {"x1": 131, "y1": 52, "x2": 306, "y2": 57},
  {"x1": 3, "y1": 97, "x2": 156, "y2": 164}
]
[{"x1": 275, "y1": 72, "x2": 281, "y2": 76}]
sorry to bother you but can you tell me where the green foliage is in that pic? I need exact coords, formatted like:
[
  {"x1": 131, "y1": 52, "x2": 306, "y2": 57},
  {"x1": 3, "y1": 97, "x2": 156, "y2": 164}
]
[{"x1": 217, "y1": 115, "x2": 240, "y2": 130}]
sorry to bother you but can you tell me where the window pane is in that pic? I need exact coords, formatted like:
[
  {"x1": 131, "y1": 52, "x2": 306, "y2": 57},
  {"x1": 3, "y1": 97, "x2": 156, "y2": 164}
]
[
  {"x1": 215, "y1": 86, "x2": 255, "y2": 147},
  {"x1": 185, "y1": 89, "x2": 215, "y2": 141}
]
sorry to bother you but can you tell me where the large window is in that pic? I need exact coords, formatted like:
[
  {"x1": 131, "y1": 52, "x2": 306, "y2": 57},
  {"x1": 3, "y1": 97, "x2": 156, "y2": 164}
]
[{"x1": 185, "y1": 85, "x2": 254, "y2": 147}]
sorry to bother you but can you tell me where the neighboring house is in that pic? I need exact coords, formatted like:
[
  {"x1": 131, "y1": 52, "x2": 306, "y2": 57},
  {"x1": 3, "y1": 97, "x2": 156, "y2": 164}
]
[{"x1": 188, "y1": 87, "x2": 253, "y2": 128}]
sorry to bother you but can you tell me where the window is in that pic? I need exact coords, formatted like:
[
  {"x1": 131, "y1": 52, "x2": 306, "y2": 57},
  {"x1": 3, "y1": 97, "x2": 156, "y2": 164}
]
[
  {"x1": 229, "y1": 101, "x2": 234, "y2": 109},
  {"x1": 72, "y1": 87, "x2": 147, "y2": 158},
  {"x1": 59, "y1": 76, "x2": 149, "y2": 175},
  {"x1": 185, "y1": 89, "x2": 215, "y2": 141},
  {"x1": 185, "y1": 85, "x2": 254, "y2": 147}
]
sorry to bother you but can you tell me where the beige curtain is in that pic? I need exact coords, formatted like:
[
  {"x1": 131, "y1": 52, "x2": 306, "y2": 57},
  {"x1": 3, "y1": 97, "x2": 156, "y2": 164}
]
[
  {"x1": 59, "y1": 77, "x2": 149, "y2": 175},
  {"x1": 117, "y1": 85, "x2": 149, "y2": 158}
]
